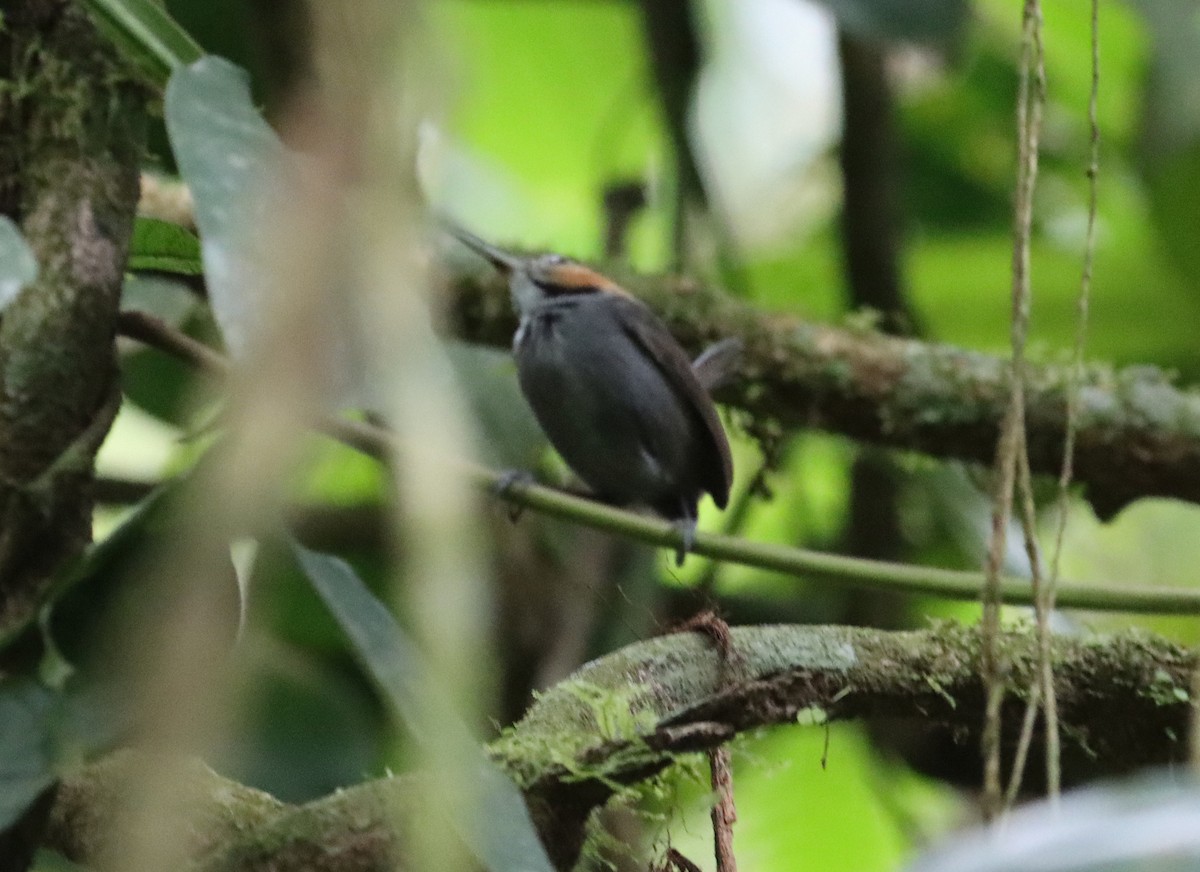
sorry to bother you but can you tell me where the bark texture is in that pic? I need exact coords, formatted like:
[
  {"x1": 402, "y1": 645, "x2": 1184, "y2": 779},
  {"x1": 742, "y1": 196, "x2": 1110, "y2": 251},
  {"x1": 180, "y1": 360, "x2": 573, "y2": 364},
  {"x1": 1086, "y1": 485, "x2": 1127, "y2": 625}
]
[
  {"x1": 42, "y1": 624, "x2": 1197, "y2": 872},
  {"x1": 443, "y1": 263, "x2": 1200, "y2": 519},
  {"x1": 0, "y1": 0, "x2": 146, "y2": 643},
  {"x1": 0, "y1": 5, "x2": 146, "y2": 868}
]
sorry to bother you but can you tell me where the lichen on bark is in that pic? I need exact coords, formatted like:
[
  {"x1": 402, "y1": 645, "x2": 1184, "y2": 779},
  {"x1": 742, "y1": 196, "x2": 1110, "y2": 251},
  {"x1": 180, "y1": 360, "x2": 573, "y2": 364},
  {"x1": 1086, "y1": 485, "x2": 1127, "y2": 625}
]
[{"x1": 0, "y1": 1, "x2": 148, "y2": 644}]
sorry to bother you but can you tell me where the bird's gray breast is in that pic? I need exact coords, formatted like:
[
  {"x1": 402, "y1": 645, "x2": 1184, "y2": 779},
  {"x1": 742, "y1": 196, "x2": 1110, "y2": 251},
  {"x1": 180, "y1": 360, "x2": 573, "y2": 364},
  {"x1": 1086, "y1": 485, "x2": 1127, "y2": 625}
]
[{"x1": 514, "y1": 295, "x2": 699, "y2": 504}]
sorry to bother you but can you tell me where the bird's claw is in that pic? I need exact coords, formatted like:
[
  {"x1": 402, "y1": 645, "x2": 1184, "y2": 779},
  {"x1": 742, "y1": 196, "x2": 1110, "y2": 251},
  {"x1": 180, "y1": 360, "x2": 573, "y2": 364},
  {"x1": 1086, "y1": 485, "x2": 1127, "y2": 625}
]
[
  {"x1": 493, "y1": 469, "x2": 536, "y2": 522},
  {"x1": 673, "y1": 518, "x2": 697, "y2": 567}
]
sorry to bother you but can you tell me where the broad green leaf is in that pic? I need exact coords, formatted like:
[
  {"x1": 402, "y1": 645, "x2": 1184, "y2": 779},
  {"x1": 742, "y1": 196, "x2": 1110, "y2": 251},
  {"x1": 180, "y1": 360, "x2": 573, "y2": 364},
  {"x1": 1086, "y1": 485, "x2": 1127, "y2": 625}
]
[
  {"x1": 54, "y1": 480, "x2": 180, "y2": 602},
  {"x1": 128, "y1": 217, "x2": 203, "y2": 277},
  {"x1": 1144, "y1": 144, "x2": 1200, "y2": 286},
  {"x1": 0, "y1": 216, "x2": 38, "y2": 311},
  {"x1": 48, "y1": 473, "x2": 242, "y2": 671},
  {"x1": 81, "y1": 0, "x2": 203, "y2": 87},
  {"x1": 118, "y1": 327, "x2": 207, "y2": 425},
  {"x1": 0, "y1": 474, "x2": 188, "y2": 653},
  {"x1": 291, "y1": 542, "x2": 555, "y2": 872},
  {"x1": 0, "y1": 679, "x2": 128, "y2": 832},
  {"x1": 164, "y1": 57, "x2": 285, "y2": 357},
  {"x1": 2, "y1": 482, "x2": 178, "y2": 655},
  {"x1": 0, "y1": 682, "x2": 58, "y2": 829}
]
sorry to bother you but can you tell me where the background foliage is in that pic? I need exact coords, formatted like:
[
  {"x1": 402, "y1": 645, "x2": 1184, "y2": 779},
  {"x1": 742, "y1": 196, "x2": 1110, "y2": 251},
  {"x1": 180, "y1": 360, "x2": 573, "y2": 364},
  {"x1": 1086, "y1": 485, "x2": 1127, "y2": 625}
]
[{"x1": 5, "y1": 0, "x2": 1200, "y2": 870}]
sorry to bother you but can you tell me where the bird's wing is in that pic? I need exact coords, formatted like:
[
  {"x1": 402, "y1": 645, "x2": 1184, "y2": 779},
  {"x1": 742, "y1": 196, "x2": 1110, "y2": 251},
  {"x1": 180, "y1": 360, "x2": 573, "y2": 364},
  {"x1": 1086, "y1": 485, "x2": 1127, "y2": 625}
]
[{"x1": 612, "y1": 296, "x2": 733, "y2": 508}]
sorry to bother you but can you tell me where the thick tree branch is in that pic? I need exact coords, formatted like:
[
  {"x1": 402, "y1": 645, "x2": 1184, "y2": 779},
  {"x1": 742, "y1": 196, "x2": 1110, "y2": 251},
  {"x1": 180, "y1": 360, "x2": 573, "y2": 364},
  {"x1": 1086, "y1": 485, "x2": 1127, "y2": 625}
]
[
  {"x1": 46, "y1": 751, "x2": 409, "y2": 872},
  {"x1": 0, "y1": 1, "x2": 147, "y2": 640},
  {"x1": 835, "y1": 31, "x2": 912, "y2": 598},
  {"x1": 635, "y1": 0, "x2": 705, "y2": 267},
  {"x1": 42, "y1": 625, "x2": 1196, "y2": 872},
  {"x1": 501, "y1": 624, "x2": 1194, "y2": 866},
  {"x1": 0, "y1": 6, "x2": 146, "y2": 867},
  {"x1": 442, "y1": 262, "x2": 1200, "y2": 519},
  {"x1": 837, "y1": 33, "x2": 916, "y2": 335}
]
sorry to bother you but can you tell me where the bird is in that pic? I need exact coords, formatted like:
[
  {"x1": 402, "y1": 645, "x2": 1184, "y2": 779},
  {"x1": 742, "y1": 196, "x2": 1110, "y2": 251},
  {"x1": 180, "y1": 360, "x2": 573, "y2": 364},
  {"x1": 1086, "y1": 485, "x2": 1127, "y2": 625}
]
[{"x1": 447, "y1": 223, "x2": 737, "y2": 564}]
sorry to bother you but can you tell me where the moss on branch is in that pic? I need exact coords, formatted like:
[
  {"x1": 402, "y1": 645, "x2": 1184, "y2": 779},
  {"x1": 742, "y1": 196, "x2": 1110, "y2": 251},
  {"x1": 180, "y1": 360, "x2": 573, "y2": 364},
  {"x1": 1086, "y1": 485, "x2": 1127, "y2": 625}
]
[
  {"x1": 0, "y1": 1, "x2": 147, "y2": 640},
  {"x1": 443, "y1": 262, "x2": 1200, "y2": 518},
  {"x1": 42, "y1": 624, "x2": 1198, "y2": 872}
]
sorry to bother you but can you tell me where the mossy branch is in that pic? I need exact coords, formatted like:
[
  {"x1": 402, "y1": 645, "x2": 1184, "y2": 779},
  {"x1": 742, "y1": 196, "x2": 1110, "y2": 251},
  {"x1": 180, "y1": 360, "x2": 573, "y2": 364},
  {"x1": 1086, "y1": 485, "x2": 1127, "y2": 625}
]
[
  {"x1": 119, "y1": 194, "x2": 1200, "y2": 521},
  {"x1": 0, "y1": 1, "x2": 147, "y2": 641},
  {"x1": 42, "y1": 624, "x2": 1197, "y2": 871},
  {"x1": 443, "y1": 260, "x2": 1200, "y2": 520}
]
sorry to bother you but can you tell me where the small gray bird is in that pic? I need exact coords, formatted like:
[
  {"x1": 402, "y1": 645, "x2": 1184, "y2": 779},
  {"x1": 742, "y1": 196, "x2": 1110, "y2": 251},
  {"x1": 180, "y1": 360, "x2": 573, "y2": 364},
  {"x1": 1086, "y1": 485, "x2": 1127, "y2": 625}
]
[{"x1": 448, "y1": 225, "x2": 737, "y2": 564}]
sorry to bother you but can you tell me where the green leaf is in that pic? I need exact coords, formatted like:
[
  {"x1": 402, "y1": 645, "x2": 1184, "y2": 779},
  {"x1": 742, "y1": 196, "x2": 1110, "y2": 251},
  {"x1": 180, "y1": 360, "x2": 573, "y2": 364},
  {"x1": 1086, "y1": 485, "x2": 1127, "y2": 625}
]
[
  {"x1": 48, "y1": 473, "x2": 241, "y2": 672},
  {"x1": 164, "y1": 57, "x2": 285, "y2": 356},
  {"x1": 291, "y1": 542, "x2": 555, "y2": 872},
  {"x1": 81, "y1": 0, "x2": 203, "y2": 88},
  {"x1": 1132, "y1": 1, "x2": 1200, "y2": 288},
  {"x1": 119, "y1": 273, "x2": 207, "y2": 425},
  {"x1": 118, "y1": 321, "x2": 205, "y2": 425},
  {"x1": 0, "y1": 216, "x2": 38, "y2": 311},
  {"x1": 0, "y1": 678, "x2": 128, "y2": 831},
  {"x1": 0, "y1": 682, "x2": 58, "y2": 829},
  {"x1": 30, "y1": 850, "x2": 91, "y2": 872},
  {"x1": 51, "y1": 482, "x2": 180, "y2": 610},
  {"x1": 128, "y1": 217, "x2": 203, "y2": 277}
]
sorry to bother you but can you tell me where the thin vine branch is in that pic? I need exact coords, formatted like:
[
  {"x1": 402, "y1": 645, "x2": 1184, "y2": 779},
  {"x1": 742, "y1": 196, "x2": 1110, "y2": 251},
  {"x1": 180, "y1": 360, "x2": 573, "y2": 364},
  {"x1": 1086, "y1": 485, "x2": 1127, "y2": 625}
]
[
  {"x1": 1004, "y1": 444, "x2": 1047, "y2": 808},
  {"x1": 115, "y1": 310, "x2": 1200, "y2": 616},
  {"x1": 1041, "y1": 0, "x2": 1102, "y2": 801},
  {"x1": 983, "y1": 0, "x2": 1046, "y2": 821},
  {"x1": 1024, "y1": 2, "x2": 1055, "y2": 806}
]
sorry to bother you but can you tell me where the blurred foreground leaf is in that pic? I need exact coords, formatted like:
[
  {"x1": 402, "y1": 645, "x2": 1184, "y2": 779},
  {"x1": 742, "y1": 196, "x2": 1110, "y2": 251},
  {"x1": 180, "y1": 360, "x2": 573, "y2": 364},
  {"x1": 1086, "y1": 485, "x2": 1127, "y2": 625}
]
[
  {"x1": 908, "y1": 772, "x2": 1200, "y2": 872},
  {"x1": 291, "y1": 542, "x2": 556, "y2": 872},
  {"x1": 49, "y1": 472, "x2": 240, "y2": 671},
  {"x1": 164, "y1": 57, "x2": 285, "y2": 356},
  {"x1": 0, "y1": 683, "x2": 58, "y2": 829}
]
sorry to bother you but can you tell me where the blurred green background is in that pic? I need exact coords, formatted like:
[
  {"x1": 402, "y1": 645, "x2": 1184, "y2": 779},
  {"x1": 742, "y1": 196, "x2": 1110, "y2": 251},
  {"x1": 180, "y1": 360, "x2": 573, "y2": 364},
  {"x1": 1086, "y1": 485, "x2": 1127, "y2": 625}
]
[{"x1": 79, "y1": 0, "x2": 1200, "y2": 870}]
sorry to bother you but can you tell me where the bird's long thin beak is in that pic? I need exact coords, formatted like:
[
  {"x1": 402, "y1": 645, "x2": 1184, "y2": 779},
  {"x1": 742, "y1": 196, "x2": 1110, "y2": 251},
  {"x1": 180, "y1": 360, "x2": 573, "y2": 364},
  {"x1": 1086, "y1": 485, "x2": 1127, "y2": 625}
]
[{"x1": 441, "y1": 220, "x2": 521, "y2": 275}]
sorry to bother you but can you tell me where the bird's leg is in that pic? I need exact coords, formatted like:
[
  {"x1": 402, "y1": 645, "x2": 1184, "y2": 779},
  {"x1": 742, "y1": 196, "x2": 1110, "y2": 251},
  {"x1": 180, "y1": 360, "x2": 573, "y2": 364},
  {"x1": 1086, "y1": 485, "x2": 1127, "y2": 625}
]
[
  {"x1": 673, "y1": 519, "x2": 696, "y2": 566},
  {"x1": 672, "y1": 498, "x2": 699, "y2": 566},
  {"x1": 492, "y1": 469, "x2": 538, "y2": 522}
]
